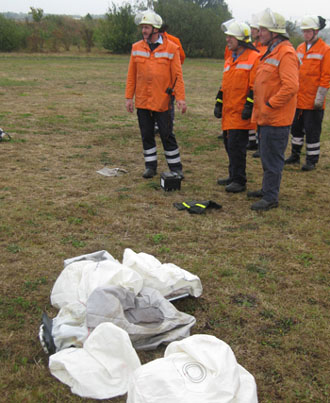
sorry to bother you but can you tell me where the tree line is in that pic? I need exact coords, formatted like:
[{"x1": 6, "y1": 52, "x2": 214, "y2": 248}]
[{"x1": 0, "y1": 0, "x2": 311, "y2": 57}]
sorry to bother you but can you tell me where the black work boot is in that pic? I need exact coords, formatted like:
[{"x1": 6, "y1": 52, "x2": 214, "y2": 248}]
[
  {"x1": 225, "y1": 182, "x2": 246, "y2": 193},
  {"x1": 301, "y1": 162, "x2": 315, "y2": 171},
  {"x1": 251, "y1": 199, "x2": 278, "y2": 211},
  {"x1": 217, "y1": 177, "x2": 232, "y2": 186},
  {"x1": 171, "y1": 168, "x2": 184, "y2": 179},
  {"x1": 247, "y1": 189, "x2": 263, "y2": 198},
  {"x1": 285, "y1": 154, "x2": 300, "y2": 164},
  {"x1": 143, "y1": 168, "x2": 157, "y2": 178},
  {"x1": 246, "y1": 141, "x2": 258, "y2": 150}
]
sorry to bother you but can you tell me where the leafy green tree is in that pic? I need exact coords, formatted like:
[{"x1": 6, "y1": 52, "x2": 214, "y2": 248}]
[
  {"x1": 286, "y1": 21, "x2": 303, "y2": 49},
  {"x1": 29, "y1": 7, "x2": 44, "y2": 23},
  {"x1": 81, "y1": 14, "x2": 95, "y2": 52},
  {"x1": 42, "y1": 15, "x2": 81, "y2": 51},
  {"x1": 154, "y1": 0, "x2": 231, "y2": 57},
  {"x1": 0, "y1": 15, "x2": 26, "y2": 51},
  {"x1": 26, "y1": 7, "x2": 45, "y2": 51},
  {"x1": 96, "y1": 4, "x2": 138, "y2": 53}
]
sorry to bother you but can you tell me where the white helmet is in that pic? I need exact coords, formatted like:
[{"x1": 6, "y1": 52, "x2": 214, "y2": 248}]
[
  {"x1": 135, "y1": 10, "x2": 163, "y2": 29},
  {"x1": 250, "y1": 14, "x2": 260, "y2": 29},
  {"x1": 222, "y1": 19, "x2": 251, "y2": 43},
  {"x1": 258, "y1": 8, "x2": 289, "y2": 38},
  {"x1": 300, "y1": 15, "x2": 324, "y2": 30}
]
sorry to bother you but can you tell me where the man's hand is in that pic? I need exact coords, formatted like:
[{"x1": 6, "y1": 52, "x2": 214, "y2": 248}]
[
  {"x1": 214, "y1": 102, "x2": 222, "y2": 119},
  {"x1": 314, "y1": 86, "x2": 328, "y2": 110},
  {"x1": 126, "y1": 99, "x2": 134, "y2": 113},
  {"x1": 176, "y1": 100, "x2": 187, "y2": 114}
]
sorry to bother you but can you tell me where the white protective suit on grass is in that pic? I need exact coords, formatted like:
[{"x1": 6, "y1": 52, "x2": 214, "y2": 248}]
[
  {"x1": 49, "y1": 322, "x2": 141, "y2": 400},
  {"x1": 49, "y1": 249, "x2": 201, "y2": 351},
  {"x1": 127, "y1": 334, "x2": 258, "y2": 403}
]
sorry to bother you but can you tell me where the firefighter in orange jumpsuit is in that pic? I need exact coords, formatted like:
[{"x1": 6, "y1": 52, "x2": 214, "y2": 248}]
[
  {"x1": 246, "y1": 14, "x2": 268, "y2": 154},
  {"x1": 158, "y1": 26, "x2": 185, "y2": 131},
  {"x1": 215, "y1": 45, "x2": 231, "y2": 140},
  {"x1": 285, "y1": 16, "x2": 330, "y2": 171},
  {"x1": 215, "y1": 20, "x2": 260, "y2": 193},
  {"x1": 161, "y1": 29, "x2": 185, "y2": 64},
  {"x1": 125, "y1": 11, "x2": 187, "y2": 179},
  {"x1": 249, "y1": 9, "x2": 299, "y2": 211}
]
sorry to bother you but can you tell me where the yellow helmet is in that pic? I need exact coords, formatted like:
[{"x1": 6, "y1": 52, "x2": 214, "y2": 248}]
[
  {"x1": 221, "y1": 19, "x2": 251, "y2": 43},
  {"x1": 135, "y1": 10, "x2": 163, "y2": 29},
  {"x1": 258, "y1": 8, "x2": 289, "y2": 38}
]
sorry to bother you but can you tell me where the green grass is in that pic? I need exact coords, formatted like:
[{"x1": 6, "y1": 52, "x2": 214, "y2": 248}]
[{"x1": 0, "y1": 51, "x2": 329, "y2": 402}]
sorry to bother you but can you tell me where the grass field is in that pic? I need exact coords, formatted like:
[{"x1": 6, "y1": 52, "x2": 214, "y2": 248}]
[{"x1": 0, "y1": 51, "x2": 329, "y2": 402}]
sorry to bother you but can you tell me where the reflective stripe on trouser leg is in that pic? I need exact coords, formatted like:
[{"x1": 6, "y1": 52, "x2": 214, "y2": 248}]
[
  {"x1": 137, "y1": 109, "x2": 157, "y2": 169},
  {"x1": 303, "y1": 109, "x2": 324, "y2": 164},
  {"x1": 164, "y1": 148, "x2": 181, "y2": 169},
  {"x1": 248, "y1": 130, "x2": 257, "y2": 142},
  {"x1": 155, "y1": 109, "x2": 182, "y2": 170},
  {"x1": 291, "y1": 109, "x2": 304, "y2": 155},
  {"x1": 306, "y1": 142, "x2": 320, "y2": 164},
  {"x1": 144, "y1": 146, "x2": 157, "y2": 166}
]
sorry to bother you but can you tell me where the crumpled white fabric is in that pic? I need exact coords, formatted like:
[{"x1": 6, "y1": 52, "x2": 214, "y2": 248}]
[
  {"x1": 52, "y1": 302, "x2": 89, "y2": 351},
  {"x1": 86, "y1": 286, "x2": 196, "y2": 350},
  {"x1": 51, "y1": 249, "x2": 202, "y2": 310},
  {"x1": 51, "y1": 256, "x2": 144, "y2": 309},
  {"x1": 96, "y1": 167, "x2": 128, "y2": 177},
  {"x1": 49, "y1": 322, "x2": 141, "y2": 400},
  {"x1": 63, "y1": 250, "x2": 115, "y2": 267},
  {"x1": 127, "y1": 334, "x2": 258, "y2": 403},
  {"x1": 122, "y1": 248, "x2": 203, "y2": 299}
]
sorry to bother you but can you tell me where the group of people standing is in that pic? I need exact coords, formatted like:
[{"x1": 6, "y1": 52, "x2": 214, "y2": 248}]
[{"x1": 125, "y1": 9, "x2": 330, "y2": 211}]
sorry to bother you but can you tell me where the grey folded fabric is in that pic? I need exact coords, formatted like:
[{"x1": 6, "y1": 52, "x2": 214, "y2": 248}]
[{"x1": 86, "y1": 285, "x2": 196, "y2": 350}]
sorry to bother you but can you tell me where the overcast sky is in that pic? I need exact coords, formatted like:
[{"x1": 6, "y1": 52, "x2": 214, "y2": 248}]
[{"x1": 0, "y1": 0, "x2": 329, "y2": 24}]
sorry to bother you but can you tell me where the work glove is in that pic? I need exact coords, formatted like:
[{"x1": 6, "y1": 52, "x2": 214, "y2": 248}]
[
  {"x1": 214, "y1": 90, "x2": 223, "y2": 119},
  {"x1": 241, "y1": 89, "x2": 254, "y2": 120},
  {"x1": 314, "y1": 86, "x2": 328, "y2": 110}
]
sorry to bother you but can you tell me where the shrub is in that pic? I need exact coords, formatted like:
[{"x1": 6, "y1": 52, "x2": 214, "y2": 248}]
[{"x1": 0, "y1": 14, "x2": 26, "y2": 51}]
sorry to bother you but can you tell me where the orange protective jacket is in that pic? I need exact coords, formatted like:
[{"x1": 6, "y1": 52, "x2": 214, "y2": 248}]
[
  {"x1": 296, "y1": 38, "x2": 330, "y2": 110},
  {"x1": 125, "y1": 36, "x2": 185, "y2": 112},
  {"x1": 224, "y1": 46, "x2": 231, "y2": 61},
  {"x1": 253, "y1": 41, "x2": 267, "y2": 56},
  {"x1": 163, "y1": 32, "x2": 185, "y2": 64},
  {"x1": 252, "y1": 40, "x2": 299, "y2": 127},
  {"x1": 221, "y1": 48, "x2": 260, "y2": 131}
]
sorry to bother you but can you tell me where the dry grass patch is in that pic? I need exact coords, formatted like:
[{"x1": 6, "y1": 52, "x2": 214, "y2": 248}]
[{"x1": 0, "y1": 52, "x2": 329, "y2": 402}]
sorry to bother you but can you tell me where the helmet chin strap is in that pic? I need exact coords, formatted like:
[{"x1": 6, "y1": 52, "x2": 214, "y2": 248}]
[
  {"x1": 148, "y1": 27, "x2": 158, "y2": 43},
  {"x1": 307, "y1": 30, "x2": 318, "y2": 44},
  {"x1": 264, "y1": 32, "x2": 277, "y2": 47}
]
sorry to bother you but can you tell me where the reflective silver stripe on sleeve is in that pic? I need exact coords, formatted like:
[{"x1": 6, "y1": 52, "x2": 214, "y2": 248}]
[
  {"x1": 265, "y1": 58, "x2": 280, "y2": 67},
  {"x1": 236, "y1": 64, "x2": 253, "y2": 70},
  {"x1": 306, "y1": 53, "x2": 323, "y2": 60},
  {"x1": 144, "y1": 146, "x2": 157, "y2": 155},
  {"x1": 132, "y1": 51, "x2": 150, "y2": 57},
  {"x1": 154, "y1": 52, "x2": 174, "y2": 59},
  {"x1": 224, "y1": 66, "x2": 230, "y2": 72},
  {"x1": 297, "y1": 53, "x2": 303, "y2": 64},
  {"x1": 144, "y1": 155, "x2": 158, "y2": 162},
  {"x1": 164, "y1": 148, "x2": 179, "y2": 156}
]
